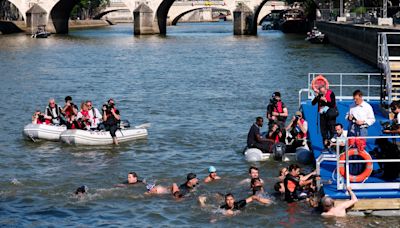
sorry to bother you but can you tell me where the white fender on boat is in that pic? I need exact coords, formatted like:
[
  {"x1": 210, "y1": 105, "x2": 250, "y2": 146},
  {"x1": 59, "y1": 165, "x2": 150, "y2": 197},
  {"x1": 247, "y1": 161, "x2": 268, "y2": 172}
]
[{"x1": 244, "y1": 148, "x2": 269, "y2": 162}]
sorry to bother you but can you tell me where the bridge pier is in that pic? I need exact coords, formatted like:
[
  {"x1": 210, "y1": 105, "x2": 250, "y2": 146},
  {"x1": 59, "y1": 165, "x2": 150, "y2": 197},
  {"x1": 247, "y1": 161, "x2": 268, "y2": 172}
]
[
  {"x1": 233, "y1": 3, "x2": 255, "y2": 35},
  {"x1": 133, "y1": 3, "x2": 158, "y2": 35}
]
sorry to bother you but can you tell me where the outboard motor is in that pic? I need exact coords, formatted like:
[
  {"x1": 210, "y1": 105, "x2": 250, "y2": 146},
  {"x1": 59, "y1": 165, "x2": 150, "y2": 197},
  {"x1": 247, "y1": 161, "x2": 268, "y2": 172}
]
[
  {"x1": 119, "y1": 120, "x2": 131, "y2": 129},
  {"x1": 272, "y1": 142, "x2": 286, "y2": 160}
]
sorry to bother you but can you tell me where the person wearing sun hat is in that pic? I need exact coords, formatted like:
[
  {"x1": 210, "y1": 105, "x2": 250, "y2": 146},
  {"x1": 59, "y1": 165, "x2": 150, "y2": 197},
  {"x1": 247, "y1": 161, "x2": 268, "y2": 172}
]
[{"x1": 204, "y1": 166, "x2": 221, "y2": 183}]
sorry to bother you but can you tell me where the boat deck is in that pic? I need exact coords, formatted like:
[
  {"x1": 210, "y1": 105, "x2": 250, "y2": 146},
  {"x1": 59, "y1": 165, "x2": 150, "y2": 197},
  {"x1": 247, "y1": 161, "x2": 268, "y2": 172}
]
[{"x1": 301, "y1": 100, "x2": 400, "y2": 200}]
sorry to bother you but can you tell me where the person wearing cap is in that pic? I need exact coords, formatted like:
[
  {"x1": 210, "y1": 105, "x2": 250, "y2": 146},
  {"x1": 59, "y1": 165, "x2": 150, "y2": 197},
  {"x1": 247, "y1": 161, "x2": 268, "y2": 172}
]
[
  {"x1": 145, "y1": 183, "x2": 171, "y2": 195},
  {"x1": 204, "y1": 166, "x2": 221, "y2": 183},
  {"x1": 75, "y1": 185, "x2": 88, "y2": 196},
  {"x1": 62, "y1": 96, "x2": 78, "y2": 119},
  {"x1": 286, "y1": 111, "x2": 308, "y2": 149},
  {"x1": 321, "y1": 186, "x2": 358, "y2": 217},
  {"x1": 266, "y1": 92, "x2": 288, "y2": 128},
  {"x1": 312, "y1": 84, "x2": 338, "y2": 148},
  {"x1": 102, "y1": 98, "x2": 120, "y2": 145},
  {"x1": 172, "y1": 173, "x2": 198, "y2": 198}
]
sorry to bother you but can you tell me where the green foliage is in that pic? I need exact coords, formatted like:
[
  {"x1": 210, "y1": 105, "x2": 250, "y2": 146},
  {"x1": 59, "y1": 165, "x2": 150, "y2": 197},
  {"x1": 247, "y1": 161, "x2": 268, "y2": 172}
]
[
  {"x1": 70, "y1": 0, "x2": 109, "y2": 19},
  {"x1": 352, "y1": 6, "x2": 367, "y2": 15}
]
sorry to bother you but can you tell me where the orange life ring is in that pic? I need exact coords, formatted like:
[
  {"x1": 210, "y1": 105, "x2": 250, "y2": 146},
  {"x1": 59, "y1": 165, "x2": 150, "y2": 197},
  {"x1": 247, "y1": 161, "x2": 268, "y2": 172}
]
[
  {"x1": 339, "y1": 148, "x2": 373, "y2": 182},
  {"x1": 311, "y1": 75, "x2": 330, "y2": 91}
]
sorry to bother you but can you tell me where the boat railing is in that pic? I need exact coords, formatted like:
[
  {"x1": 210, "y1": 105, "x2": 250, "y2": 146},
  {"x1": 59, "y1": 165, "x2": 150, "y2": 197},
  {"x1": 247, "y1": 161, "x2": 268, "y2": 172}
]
[
  {"x1": 298, "y1": 72, "x2": 383, "y2": 107},
  {"x1": 316, "y1": 135, "x2": 400, "y2": 191}
]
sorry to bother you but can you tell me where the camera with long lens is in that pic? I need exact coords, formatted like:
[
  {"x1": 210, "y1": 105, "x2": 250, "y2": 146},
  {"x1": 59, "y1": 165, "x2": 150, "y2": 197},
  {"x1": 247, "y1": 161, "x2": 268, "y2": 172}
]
[
  {"x1": 270, "y1": 98, "x2": 278, "y2": 105},
  {"x1": 103, "y1": 103, "x2": 114, "y2": 113}
]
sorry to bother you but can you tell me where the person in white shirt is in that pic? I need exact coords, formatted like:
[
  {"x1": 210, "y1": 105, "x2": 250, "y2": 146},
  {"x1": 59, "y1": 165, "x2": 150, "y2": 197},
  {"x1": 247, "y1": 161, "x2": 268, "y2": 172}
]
[
  {"x1": 328, "y1": 123, "x2": 347, "y2": 152},
  {"x1": 346, "y1": 90, "x2": 375, "y2": 137},
  {"x1": 85, "y1": 100, "x2": 102, "y2": 130}
]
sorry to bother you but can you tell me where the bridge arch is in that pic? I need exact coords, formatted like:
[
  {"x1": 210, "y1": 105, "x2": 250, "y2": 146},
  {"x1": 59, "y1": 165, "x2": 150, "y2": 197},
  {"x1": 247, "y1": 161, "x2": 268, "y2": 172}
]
[
  {"x1": 171, "y1": 7, "x2": 230, "y2": 26},
  {"x1": 93, "y1": 9, "x2": 126, "y2": 20},
  {"x1": 49, "y1": 0, "x2": 77, "y2": 34},
  {"x1": 6, "y1": 0, "x2": 27, "y2": 21}
]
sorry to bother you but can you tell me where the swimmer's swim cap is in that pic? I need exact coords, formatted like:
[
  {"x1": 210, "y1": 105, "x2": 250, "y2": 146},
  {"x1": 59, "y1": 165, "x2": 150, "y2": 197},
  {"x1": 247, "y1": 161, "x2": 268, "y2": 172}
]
[
  {"x1": 146, "y1": 183, "x2": 155, "y2": 191},
  {"x1": 208, "y1": 166, "x2": 217, "y2": 173}
]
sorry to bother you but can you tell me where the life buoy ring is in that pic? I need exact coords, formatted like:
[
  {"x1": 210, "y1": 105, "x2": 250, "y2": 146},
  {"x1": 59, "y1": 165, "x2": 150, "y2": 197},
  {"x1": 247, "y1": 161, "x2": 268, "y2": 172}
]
[
  {"x1": 339, "y1": 148, "x2": 373, "y2": 182},
  {"x1": 311, "y1": 75, "x2": 329, "y2": 92}
]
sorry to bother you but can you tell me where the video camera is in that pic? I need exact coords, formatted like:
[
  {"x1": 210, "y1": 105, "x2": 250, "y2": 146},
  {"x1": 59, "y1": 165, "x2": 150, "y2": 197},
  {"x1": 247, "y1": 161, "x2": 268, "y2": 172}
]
[
  {"x1": 103, "y1": 103, "x2": 115, "y2": 113},
  {"x1": 381, "y1": 121, "x2": 399, "y2": 131}
]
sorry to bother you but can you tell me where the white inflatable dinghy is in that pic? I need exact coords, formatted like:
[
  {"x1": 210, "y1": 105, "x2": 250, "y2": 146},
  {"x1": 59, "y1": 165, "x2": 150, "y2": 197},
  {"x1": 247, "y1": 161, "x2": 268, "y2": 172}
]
[
  {"x1": 23, "y1": 123, "x2": 67, "y2": 142},
  {"x1": 244, "y1": 148, "x2": 296, "y2": 162}
]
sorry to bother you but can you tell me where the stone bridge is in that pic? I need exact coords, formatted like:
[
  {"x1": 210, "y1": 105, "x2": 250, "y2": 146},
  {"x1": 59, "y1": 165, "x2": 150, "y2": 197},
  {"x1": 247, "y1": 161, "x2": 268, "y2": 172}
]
[{"x1": 6, "y1": 0, "x2": 287, "y2": 35}]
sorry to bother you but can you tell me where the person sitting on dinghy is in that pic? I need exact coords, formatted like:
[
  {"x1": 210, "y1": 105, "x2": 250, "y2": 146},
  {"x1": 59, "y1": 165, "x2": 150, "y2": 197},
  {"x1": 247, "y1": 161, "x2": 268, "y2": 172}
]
[
  {"x1": 62, "y1": 96, "x2": 78, "y2": 119},
  {"x1": 32, "y1": 110, "x2": 46, "y2": 124},
  {"x1": 66, "y1": 114, "x2": 83, "y2": 129},
  {"x1": 102, "y1": 98, "x2": 121, "y2": 145},
  {"x1": 85, "y1": 100, "x2": 102, "y2": 130},
  {"x1": 77, "y1": 102, "x2": 91, "y2": 130},
  {"x1": 247, "y1": 117, "x2": 274, "y2": 153},
  {"x1": 44, "y1": 98, "x2": 65, "y2": 125}
]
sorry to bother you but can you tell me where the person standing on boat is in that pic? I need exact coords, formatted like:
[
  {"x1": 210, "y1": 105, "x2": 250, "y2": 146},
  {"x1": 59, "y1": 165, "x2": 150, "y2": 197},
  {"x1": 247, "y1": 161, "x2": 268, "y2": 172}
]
[
  {"x1": 44, "y1": 98, "x2": 65, "y2": 125},
  {"x1": 266, "y1": 92, "x2": 288, "y2": 128},
  {"x1": 102, "y1": 98, "x2": 121, "y2": 145},
  {"x1": 247, "y1": 117, "x2": 274, "y2": 153},
  {"x1": 85, "y1": 100, "x2": 102, "y2": 130},
  {"x1": 346, "y1": 90, "x2": 375, "y2": 137},
  {"x1": 312, "y1": 84, "x2": 338, "y2": 148},
  {"x1": 285, "y1": 111, "x2": 308, "y2": 150}
]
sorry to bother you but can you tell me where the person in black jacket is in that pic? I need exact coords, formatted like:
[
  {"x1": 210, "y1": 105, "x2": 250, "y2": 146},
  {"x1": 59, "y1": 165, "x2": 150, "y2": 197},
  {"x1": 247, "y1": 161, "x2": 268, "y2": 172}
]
[
  {"x1": 102, "y1": 98, "x2": 121, "y2": 145},
  {"x1": 312, "y1": 85, "x2": 338, "y2": 148}
]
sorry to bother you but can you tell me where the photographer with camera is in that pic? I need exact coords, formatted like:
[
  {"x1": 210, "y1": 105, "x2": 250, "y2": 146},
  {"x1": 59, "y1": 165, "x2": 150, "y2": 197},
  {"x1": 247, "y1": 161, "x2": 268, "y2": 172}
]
[
  {"x1": 286, "y1": 111, "x2": 308, "y2": 149},
  {"x1": 268, "y1": 122, "x2": 285, "y2": 143},
  {"x1": 32, "y1": 110, "x2": 46, "y2": 124},
  {"x1": 311, "y1": 84, "x2": 338, "y2": 148},
  {"x1": 346, "y1": 90, "x2": 375, "y2": 137},
  {"x1": 266, "y1": 92, "x2": 288, "y2": 128},
  {"x1": 62, "y1": 96, "x2": 78, "y2": 119},
  {"x1": 102, "y1": 98, "x2": 121, "y2": 145},
  {"x1": 383, "y1": 101, "x2": 400, "y2": 134}
]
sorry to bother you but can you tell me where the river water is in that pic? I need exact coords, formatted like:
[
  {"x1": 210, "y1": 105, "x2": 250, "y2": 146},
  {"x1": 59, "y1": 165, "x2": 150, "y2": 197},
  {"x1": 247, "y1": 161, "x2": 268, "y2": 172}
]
[{"x1": 0, "y1": 22, "x2": 399, "y2": 227}]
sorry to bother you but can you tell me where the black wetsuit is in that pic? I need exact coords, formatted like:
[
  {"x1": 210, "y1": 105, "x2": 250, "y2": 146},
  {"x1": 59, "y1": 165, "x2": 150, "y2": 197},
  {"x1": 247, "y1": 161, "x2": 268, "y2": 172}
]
[
  {"x1": 123, "y1": 180, "x2": 143, "y2": 185},
  {"x1": 178, "y1": 182, "x2": 195, "y2": 197},
  {"x1": 220, "y1": 200, "x2": 247, "y2": 210},
  {"x1": 283, "y1": 174, "x2": 300, "y2": 203}
]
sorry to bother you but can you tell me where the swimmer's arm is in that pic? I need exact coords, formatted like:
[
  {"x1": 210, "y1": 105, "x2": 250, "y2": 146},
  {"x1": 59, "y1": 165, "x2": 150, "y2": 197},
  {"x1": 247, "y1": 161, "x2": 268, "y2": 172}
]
[
  {"x1": 245, "y1": 196, "x2": 254, "y2": 204},
  {"x1": 300, "y1": 170, "x2": 316, "y2": 182},
  {"x1": 338, "y1": 187, "x2": 358, "y2": 210},
  {"x1": 253, "y1": 195, "x2": 271, "y2": 204},
  {"x1": 204, "y1": 177, "x2": 211, "y2": 183}
]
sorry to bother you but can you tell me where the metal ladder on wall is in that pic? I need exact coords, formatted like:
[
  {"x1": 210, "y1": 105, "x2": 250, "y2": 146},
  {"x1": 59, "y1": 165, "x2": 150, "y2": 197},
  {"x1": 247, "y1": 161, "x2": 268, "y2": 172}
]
[{"x1": 378, "y1": 32, "x2": 400, "y2": 104}]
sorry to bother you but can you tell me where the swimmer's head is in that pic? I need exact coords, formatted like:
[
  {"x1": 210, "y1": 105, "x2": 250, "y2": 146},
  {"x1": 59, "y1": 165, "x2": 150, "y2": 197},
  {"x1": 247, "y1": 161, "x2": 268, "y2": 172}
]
[
  {"x1": 225, "y1": 193, "x2": 235, "y2": 208},
  {"x1": 321, "y1": 196, "x2": 335, "y2": 211},
  {"x1": 288, "y1": 164, "x2": 301, "y2": 177},
  {"x1": 249, "y1": 166, "x2": 259, "y2": 179},
  {"x1": 128, "y1": 172, "x2": 138, "y2": 184},
  {"x1": 208, "y1": 166, "x2": 217, "y2": 178},
  {"x1": 186, "y1": 173, "x2": 198, "y2": 187},
  {"x1": 279, "y1": 167, "x2": 288, "y2": 177},
  {"x1": 75, "y1": 185, "x2": 88, "y2": 195},
  {"x1": 251, "y1": 178, "x2": 262, "y2": 187}
]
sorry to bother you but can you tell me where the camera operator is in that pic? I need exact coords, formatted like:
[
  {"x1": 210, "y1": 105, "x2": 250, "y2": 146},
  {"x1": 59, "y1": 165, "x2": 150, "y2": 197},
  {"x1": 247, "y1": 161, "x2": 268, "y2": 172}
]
[
  {"x1": 383, "y1": 101, "x2": 400, "y2": 134},
  {"x1": 268, "y1": 122, "x2": 285, "y2": 143},
  {"x1": 62, "y1": 96, "x2": 78, "y2": 119},
  {"x1": 266, "y1": 92, "x2": 288, "y2": 128},
  {"x1": 286, "y1": 111, "x2": 308, "y2": 149},
  {"x1": 32, "y1": 110, "x2": 46, "y2": 124},
  {"x1": 346, "y1": 90, "x2": 375, "y2": 137},
  {"x1": 102, "y1": 98, "x2": 121, "y2": 145},
  {"x1": 311, "y1": 84, "x2": 337, "y2": 148}
]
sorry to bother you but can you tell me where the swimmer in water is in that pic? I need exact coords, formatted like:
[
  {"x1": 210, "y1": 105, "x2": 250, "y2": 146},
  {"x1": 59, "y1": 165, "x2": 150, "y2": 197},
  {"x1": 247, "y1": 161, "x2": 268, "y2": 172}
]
[
  {"x1": 144, "y1": 183, "x2": 172, "y2": 195},
  {"x1": 204, "y1": 166, "x2": 221, "y2": 183},
  {"x1": 75, "y1": 185, "x2": 88, "y2": 196},
  {"x1": 321, "y1": 186, "x2": 358, "y2": 217},
  {"x1": 172, "y1": 173, "x2": 198, "y2": 198},
  {"x1": 239, "y1": 166, "x2": 264, "y2": 185},
  {"x1": 250, "y1": 178, "x2": 272, "y2": 204},
  {"x1": 115, "y1": 172, "x2": 144, "y2": 187},
  {"x1": 278, "y1": 167, "x2": 288, "y2": 182},
  {"x1": 219, "y1": 193, "x2": 264, "y2": 216}
]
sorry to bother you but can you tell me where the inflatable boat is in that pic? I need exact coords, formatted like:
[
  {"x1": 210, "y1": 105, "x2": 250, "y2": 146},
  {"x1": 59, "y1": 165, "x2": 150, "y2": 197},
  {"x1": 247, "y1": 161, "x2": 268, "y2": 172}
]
[
  {"x1": 59, "y1": 128, "x2": 148, "y2": 145},
  {"x1": 23, "y1": 123, "x2": 67, "y2": 141},
  {"x1": 243, "y1": 147, "x2": 297, "y2": 162}
]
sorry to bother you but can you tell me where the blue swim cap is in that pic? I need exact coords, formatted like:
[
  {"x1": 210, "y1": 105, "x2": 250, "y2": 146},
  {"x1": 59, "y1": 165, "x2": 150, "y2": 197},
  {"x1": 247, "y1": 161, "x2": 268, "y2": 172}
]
[{"x1": 208, "y1": 166, "x2": 217, "y2": 173}]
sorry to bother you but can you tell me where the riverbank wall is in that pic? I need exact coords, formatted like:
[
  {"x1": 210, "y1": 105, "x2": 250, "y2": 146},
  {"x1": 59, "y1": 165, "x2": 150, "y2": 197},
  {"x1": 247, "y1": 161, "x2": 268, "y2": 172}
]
[
  {"x1": 316, "y1": 21, "x2": 400, "y2": 66},
  {"x1": 0, "y1": 20, "x2": 109, "y2": 34}
]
